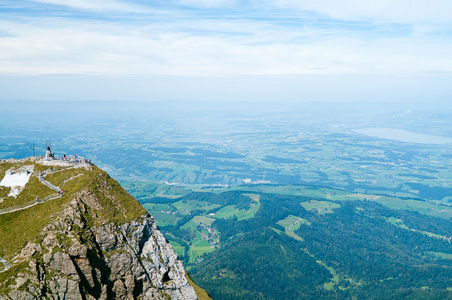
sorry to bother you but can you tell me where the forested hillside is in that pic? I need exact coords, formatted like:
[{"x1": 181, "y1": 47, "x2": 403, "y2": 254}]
[{"x1": 125, "y1": 183, "x2": 452, "y2": 299}]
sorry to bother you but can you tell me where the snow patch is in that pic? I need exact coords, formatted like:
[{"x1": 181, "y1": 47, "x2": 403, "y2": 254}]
[{"x1": 0, "y1": 165, "x2": 34, "y2": 197}]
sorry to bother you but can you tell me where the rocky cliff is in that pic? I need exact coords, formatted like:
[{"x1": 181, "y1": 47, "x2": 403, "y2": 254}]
[{"x1": 0, "y1": 158, "x2": 200, "y2": 300}]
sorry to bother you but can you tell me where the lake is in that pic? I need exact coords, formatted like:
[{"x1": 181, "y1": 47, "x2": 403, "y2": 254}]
[{"x1": 354, "y1": 128, "x2": 452, "y2": 145}]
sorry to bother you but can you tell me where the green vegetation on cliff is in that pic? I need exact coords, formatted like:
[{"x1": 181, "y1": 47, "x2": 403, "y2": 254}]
[
  {"x1": 1, "y1": 158, "x2": 210, "y2": 300},
  {"x1": 0, "y1": 160, "x2": 146, "y2": 260}
]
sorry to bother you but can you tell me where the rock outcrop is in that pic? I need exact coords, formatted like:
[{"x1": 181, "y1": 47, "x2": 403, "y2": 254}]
[
  {"x1": 0, "y1": 161, "x2": 198, "y2": 300},
  {"x1": 3, "y1": 196, "x2": 197, "y2": 300}
]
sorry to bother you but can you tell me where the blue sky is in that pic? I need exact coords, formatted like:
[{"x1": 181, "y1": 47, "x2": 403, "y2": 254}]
[{"x1": 1, "y1": 0, "x2": 452, "y2": 102}]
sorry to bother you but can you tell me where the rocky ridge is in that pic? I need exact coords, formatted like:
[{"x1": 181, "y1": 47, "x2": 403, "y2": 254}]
[{"x1": 0, "y1": 159, "x2": 199, "y2": 300}]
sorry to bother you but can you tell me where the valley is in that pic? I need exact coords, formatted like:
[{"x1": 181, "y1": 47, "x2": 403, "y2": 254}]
[
  {"x1": 1, "y1": 101, "x2": 452, "y2": 299},
  {"x1": 123, "y1": 181, "x2": 452, "y2": 299}
]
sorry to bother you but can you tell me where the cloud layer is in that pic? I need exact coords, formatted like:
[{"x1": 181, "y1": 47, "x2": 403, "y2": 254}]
[{"x1": 0, "y1": 0, "x2": 451, "y2": 77}]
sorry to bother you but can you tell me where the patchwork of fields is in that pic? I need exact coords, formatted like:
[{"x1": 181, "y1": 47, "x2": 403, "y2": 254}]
[
  {"x1": 122, "y1": 180, "x2": 452, "y2": 299},
  {"x1": 123, "y1": 181, "x2": 452, "y2": 266},
  {"x1": 2, "y1": 103, "x2": 452, "y2": 204}
]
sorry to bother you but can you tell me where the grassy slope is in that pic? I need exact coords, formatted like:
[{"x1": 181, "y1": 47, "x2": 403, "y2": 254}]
[
  {"x1": 1, "y1": 161, "x2": 212, "y2": 299},
  {"x1": 0, "y1": 162, "x2": 146, "y2": 260}
]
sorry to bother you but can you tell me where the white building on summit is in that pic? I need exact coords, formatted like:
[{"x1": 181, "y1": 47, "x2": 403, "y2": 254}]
[
  {"x1": 44, "y1": 146, "x2": 54, "y2": 160},
  {"x1": 38, "y1": 146, "x2": 91, "y2": 168}
]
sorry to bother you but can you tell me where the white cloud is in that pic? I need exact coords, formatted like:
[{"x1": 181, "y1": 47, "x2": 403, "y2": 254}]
[
  {"x1": 28, "y1": 0, "x2": 150, "y2": 13},
  {"x1": 1, "y1": 1, "x2": 452, "y2": 77},
  {"x1": 1, "y1": 17, "x2": 452, "y2": 77},
  {"x1": 0, "y1": 1, "x2": 450, "y2": 102},
  {"x1": 176, "y1": 0, "x2": 237, "y2": 8},
  {"x1": 270, "y1": 0, "x2": 452, "y2": 25}
]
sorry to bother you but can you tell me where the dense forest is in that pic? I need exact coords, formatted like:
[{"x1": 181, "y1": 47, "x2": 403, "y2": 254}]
[{"x1": 152, "y1": 191, "x2": 452, "y2": 299}]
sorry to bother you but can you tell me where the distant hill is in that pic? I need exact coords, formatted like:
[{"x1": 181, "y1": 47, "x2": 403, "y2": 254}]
[{"x1": 0, "y1": 157, "x2": 208, "y2": 299}]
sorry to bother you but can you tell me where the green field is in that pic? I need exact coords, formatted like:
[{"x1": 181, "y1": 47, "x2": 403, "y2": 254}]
[
  {"x1": 211, "y1": 206, "x2": 240, "y2": 219},
  {"x1": 238, "y1": 194, "x2": 261, "y2": 220},
  {"x1": 181, "y1": 220, "x2": 199, "y2": 231},
  {"x1": 386, "y1": 217, "x2": 448, "y2": 240},
  {"x1": 301, "y1": 200, "x2": 341, "y2": 214},
  {"x1": 163, "y1": 214, "x2": 220, "y2": 264},
  {"x1": 421, "y1": 231, "x2": 444, "y2": 239},
  {"x1": 173, "y1": 200, "x2": 221, "y2": 212},
  {"x1": 428, "y1": 252, "x2": 452, "y2": 260},
  {"x1": 193, "y1": 215, "x2": 216, "y2": 226},
  {"x1": 375, "y1": 197, "x2": 452, "y2": 219},
  {"x1": 212, "y1": 204, "x2": 259, "y2": 220},
  {"x1": 278, "y1": 215, "x2": 311, "y2": 229},
  {"x1": 386, "y1": 217, "x2": 409, "y2": 229},
  {"x1": 210, "y1": 194, "x2": 260, "y2": 220},
  {"x1": 277, "y1": 215, "x2": 308, "y2": 242},
  {"x1": 243, "y1": 193, "x2": 260, "y2": 201},
  {"x1": 168, "y1": 239, "x2": 185, "y2": 257},
  {"x1": 189, "y1": 239, "x2": 215, "y2": 263}
]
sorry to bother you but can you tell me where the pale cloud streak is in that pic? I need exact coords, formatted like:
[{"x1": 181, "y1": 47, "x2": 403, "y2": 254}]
[
  {"x1": 266, "y1": 0, "x2": 452, "y2": 25},
  {"x1": 27, "y1": 0, "x2": 150, "y2": 13},
  {"x1": 176, "y1": 0, "x2": 237, "y2": 8},
  {"x1": 0, "y1": 0, "x2": 451, "y2": 77}
]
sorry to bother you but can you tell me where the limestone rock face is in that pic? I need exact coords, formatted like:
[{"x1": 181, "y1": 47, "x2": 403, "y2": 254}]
[{"x1": 2, "y1": 195, "x2": 197, "y2": 300}]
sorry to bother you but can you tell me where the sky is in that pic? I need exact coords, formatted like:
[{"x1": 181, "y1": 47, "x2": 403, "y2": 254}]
[{"x1": 1, "y1": 0, "x2": 452, "y2": 102}]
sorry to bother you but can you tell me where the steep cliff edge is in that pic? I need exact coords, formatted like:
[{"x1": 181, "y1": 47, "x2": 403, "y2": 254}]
[{"x1": 0, "y1": 158, "x2": 200, "y2": 299}]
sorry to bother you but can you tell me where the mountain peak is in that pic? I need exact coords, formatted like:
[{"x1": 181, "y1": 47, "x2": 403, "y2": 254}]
[{"x1": 0, "y1": 158, "x2": 200, "y2": 299}]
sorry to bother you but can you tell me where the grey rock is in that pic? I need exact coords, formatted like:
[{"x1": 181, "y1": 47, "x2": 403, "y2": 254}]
[
  {"x1": 50, "y1": 252, "x2": 78, "y2": 277},
  {"x1": 3, "y1": 195, "x2": 197, "y2": 300},
  {"x1": 8, "y1": 290, "x2": 35, "y2": 300},
  {"x1": 68, "y1": 244, "x2": 88, "y2": 258}
]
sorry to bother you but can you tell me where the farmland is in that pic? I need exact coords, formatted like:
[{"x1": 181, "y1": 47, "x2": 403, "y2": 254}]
[
  {"x1": 123, "y1": 180, "x2": 452, "y2": 269},
  {"x1": 2, "y1": 101, "x2": 452, "y2": 299},
  {"x1": 1, "y1": 101, "x2": 452, "y2": 204},
  {"x1": 124, "y1": 181, "x2": 452, "y2": 299}
]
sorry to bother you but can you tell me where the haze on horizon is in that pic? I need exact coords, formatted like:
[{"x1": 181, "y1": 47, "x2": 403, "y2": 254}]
[{"x1": 1, "y1": 0, "x2": 452, "y2": 103}]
